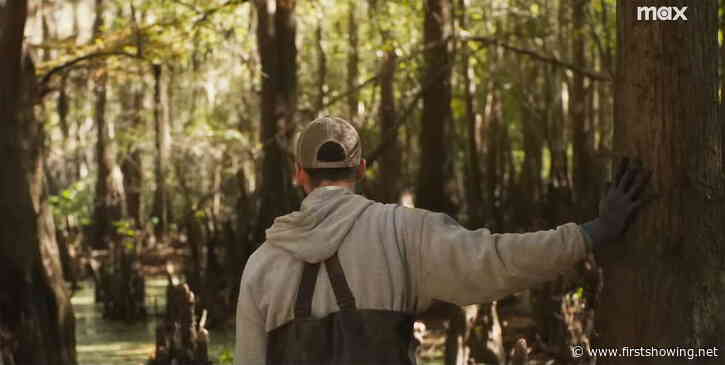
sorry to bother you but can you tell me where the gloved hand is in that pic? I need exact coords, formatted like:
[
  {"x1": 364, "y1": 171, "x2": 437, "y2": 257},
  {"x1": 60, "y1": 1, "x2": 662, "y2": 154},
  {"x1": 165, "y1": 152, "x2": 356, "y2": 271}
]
[{"x1": 581, "y1": 157, "x2": 652, "y2": 248}]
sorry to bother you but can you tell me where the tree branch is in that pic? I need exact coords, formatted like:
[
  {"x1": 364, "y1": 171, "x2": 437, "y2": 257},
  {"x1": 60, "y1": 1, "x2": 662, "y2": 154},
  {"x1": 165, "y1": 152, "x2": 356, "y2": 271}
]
[
  {"x1": 320, "y1": 36, "x2": 450, "y2": 111},
  {"x1": 462, "y1": 35, "x2": 612, "y2": 82},
  {"x1": 38, "y1": 51, "x2": 145, "y2": 92},
  {"x1": 192, "y1": 0, "x2": 249, "y2": 27}
]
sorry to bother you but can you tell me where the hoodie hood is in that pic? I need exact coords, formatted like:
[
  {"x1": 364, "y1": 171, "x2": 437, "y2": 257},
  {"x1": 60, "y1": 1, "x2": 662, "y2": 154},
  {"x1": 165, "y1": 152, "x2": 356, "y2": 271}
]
[{"x1": 265, "y1": 186, "x2": 374, "y2": 263}]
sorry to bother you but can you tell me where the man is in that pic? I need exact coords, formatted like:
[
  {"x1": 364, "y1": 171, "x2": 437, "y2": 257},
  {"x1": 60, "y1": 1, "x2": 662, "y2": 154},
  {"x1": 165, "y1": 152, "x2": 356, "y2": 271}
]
[{"x1": 236, "y1": 116, "x2": 651, "y2": 364}]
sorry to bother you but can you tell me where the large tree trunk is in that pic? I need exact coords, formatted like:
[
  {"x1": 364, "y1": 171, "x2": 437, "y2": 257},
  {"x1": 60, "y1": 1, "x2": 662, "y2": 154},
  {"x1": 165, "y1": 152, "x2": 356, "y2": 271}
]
[
  {"x1": 570, "y1": 0, "x2": 598, "y2": 217},
  {"x1": 228, "y1": 165, "x2": 254, "y2": 310},
  {"x1": 518, "y1": 66, "x2": 543, "y2": 231},
  {"x1": 547, "y1": 0, "x2": 571, "y2": 192},
  {"x1": 71, "y1": 79, "x2": 88, "y2": 182},
  {"x1": 253, "y1": 0, "x2": 299, "y2": 245},
  {"x1": 596, "y1": 1, "x2": 725, "y2": 362},
  {"x1": 720, "y1": 0, "x2": 725, "y2": 174},
  {"x1": 458, "y1": 0, "x2": 485, "y2": 229},
  {"x1": 91, "y1": 0, "x2": 125, "y2": 250},
  {"x1": 377, "y1": 49, "x2": 402, "y2": 204},
  {"x1": 415, "y1": 0, "x2": 454, "y2": 213},
  {"x1": 57, "y1": 74, "x2": 71, "y2": 183},
  {"x1": 347, "y1": 1, "x2": 359, "y2": 122},
  {"x1": 89, "y1": 0, "x2": 145, "y2": 321},
  {"x1": 70, "y1": 2, "x2": 88, "y2": 183},
  {"x1": 0, "y1": 2, "x2": 76, "y2": 363},
  {"x1": 314, "y1": 24, "x2": 327, "y2": 113},
  {"x1": 151, "y1": 63, "x2": 169, "y2": 242},
  {"x1": 121, "y1": 86, "x2": 144, "y2": 228},
  {"x1": 415, "y1": 1, "x2": 465, "y2": 364},
  {"x1": 485, "y1": 88, "x2": 504, "y2": 231}
]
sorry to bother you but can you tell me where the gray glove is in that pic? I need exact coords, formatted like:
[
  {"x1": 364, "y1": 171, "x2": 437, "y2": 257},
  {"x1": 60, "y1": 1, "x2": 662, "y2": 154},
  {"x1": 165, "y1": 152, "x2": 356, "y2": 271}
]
[{"x1": 582, "y1": 157, "x2": 652, "y2": 248}]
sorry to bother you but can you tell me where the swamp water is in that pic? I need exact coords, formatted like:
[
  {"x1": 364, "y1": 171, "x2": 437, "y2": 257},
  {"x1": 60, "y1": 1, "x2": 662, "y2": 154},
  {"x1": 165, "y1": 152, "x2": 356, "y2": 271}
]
[
  {"x1": 72, "y1": 278, "x2": 443, "y2": 365},
  {"x1": 72, "y1": 277, "x2": 235, "y2": 365}
]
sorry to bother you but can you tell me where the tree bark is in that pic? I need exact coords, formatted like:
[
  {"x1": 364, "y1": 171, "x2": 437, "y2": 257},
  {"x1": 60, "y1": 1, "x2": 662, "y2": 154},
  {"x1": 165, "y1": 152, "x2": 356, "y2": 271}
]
[
  {"x1": 229, "y1": 165, "x2": 254, "y2": 310},
  {"x1": 151, "y1": 63, "x2": 169, "y2": 241},
  {"x1": 721, "y1": 0, "x2": 725, "y2": 170},
  {"x1": 547, "y1": 0, "x2": 571, "y2": 192},
  {"x1": 57, "y1": 74, "x2": 70, "y2": 178},
  {"x1": 150, "y1": 282, "x2": 210, "y2": 365},
  {"x1": 91, "y1": 0, "x2": 126, "y2": 250},
  {"x1": 571, "y1": 0, "x2": 597, "y2": 217},
  {"x1": 415, "y1": 0, "x2": 455, "y2": 214},
  {"x1": 0, "y1": 2, "x2": 76, "y2": 363},
  {"x1": 519, "y1": 66, "x2": 543, "y2": 230},
  {"x1": 485, "y1": 89, "x2": 503, "y2": 231},
  {"x1": 253, "y1": 0, "x2": 300, "y2": 245},
  {"x1": 315, "y1": 24, "x2": 327, "y2": 113},
  {"x1": 596, "y1": 1, "x2": 725, "y2": 362},
  {"x1": 121, "y1": 84, "x2": 144, "y2": 228},
  {"x1": 71, "y1": 75, "x2": 88, "y2": 182},
  {"x1": 347, "y1": 1, "x2": 359, "y2": 121},
  {"x1": 377, "y1": 49, "x2": 402, "y2": 204},
  {"x1": 414, "y1": 1, "x2": 465, "y2": 364},
  {"x1": 458, "y1": 0, "x2": 485, "y2": 229}
]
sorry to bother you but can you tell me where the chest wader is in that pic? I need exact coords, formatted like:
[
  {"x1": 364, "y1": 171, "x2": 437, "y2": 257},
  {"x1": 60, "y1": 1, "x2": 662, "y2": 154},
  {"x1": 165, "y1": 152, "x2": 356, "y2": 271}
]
[{"x1": 266, "y1": 253, "x2": 417, "y2": 365}]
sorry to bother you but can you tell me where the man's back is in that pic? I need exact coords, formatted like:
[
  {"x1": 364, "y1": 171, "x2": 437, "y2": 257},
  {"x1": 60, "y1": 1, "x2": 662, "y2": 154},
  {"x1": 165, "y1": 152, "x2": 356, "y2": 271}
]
[
  {"x1": 235, "y1": 186, "x2": 588, "y2": 364},
  {"x1": 240, "y1": 186, "x2": 418, "y2": 334}
]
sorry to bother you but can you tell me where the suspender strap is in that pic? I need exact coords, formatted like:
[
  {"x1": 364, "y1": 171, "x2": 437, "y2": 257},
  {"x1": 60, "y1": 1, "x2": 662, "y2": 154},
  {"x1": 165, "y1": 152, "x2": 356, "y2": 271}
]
[
  {"x1": 294, "y1": 262, "x2": 320, "y2": 318},
  {"x1": 325, "y1": 253, "x2": 357, "y2": 310},
  {"x1": 294, "y1": 253, "x2": 357, "y2": 318}
]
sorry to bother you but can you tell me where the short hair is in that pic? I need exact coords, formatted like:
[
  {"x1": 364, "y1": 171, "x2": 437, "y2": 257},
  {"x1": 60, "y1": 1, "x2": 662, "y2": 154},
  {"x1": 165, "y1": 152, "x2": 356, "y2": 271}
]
[
  {"x1": 302, "y1": 141, "x2": 358, "y2": 187},
  {"x1": 303, "y1": 167, "x2": 358, "y2": 187}
]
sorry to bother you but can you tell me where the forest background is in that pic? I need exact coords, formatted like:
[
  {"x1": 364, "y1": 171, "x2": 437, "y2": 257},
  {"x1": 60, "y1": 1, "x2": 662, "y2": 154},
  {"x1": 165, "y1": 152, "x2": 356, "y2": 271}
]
[{"x1": 1, "y1": 0, "x2": 724, "y2": 364}]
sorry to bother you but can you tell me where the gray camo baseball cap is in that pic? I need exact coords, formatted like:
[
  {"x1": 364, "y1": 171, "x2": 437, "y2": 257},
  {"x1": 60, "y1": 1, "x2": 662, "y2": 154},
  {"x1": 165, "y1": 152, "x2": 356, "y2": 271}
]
[{"x1": 296, "y1": 116, "x2": 362, "y2": 168}]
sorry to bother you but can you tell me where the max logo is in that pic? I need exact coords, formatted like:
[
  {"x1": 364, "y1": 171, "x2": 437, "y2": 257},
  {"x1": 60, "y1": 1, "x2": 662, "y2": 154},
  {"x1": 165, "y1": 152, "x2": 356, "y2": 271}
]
[{"x1": 637, "y1": 6, "x2": 688, "y2": 21}]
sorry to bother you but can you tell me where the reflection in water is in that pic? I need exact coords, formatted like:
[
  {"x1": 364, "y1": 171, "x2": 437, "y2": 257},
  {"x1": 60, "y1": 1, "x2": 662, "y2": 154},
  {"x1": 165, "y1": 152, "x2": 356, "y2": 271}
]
[{"x1": 72, "y1": 277, "x2": 235, "y2": 365}]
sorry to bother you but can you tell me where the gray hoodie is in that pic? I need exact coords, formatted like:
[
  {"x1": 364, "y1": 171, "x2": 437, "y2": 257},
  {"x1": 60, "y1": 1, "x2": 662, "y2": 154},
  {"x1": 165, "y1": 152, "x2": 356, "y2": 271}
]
[{"x1": 235, "y1": 186, "x2": 590, "y2": 364}]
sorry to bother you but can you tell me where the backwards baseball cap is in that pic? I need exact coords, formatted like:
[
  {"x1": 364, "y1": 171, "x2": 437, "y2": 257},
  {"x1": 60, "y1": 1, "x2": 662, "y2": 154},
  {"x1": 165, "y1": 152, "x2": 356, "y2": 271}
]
[{"x1": 296, "y1": 116, "x2": 362, "y2": 169}]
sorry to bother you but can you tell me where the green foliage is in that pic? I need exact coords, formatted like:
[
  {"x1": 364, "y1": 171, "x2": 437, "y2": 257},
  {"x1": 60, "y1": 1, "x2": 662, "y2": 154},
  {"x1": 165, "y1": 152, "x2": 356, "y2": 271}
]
[
  {"x1": 111, "y1": 219, "x2": 141, "y2": 250},
  {"x1": 113, "y1": 219, "x2": 140, "y2": 238},
  {"x1": 217, "y1": 349, "x2": 234, "y2": 364},
  {"x1": 49, "y1": 180, "x2": 94, "y2": 227}
]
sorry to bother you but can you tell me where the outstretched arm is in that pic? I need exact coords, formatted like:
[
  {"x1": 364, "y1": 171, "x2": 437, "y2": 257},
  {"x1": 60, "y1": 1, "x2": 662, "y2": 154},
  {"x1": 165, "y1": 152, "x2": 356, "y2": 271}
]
[
  {"x1": 401, "y1": 157, "x2": 652, "y2": 310},
  {"x1": 405, "y1": 212, "x2": 589, "y2": 308}
]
